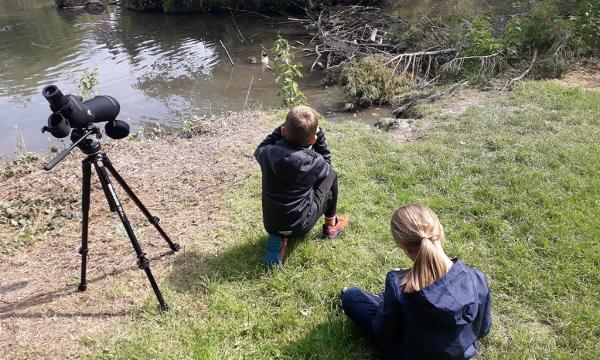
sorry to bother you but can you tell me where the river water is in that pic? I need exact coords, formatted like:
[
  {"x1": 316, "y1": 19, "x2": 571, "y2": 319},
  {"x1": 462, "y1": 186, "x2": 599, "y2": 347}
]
[{"x1": 0, "y1": 0, "x2": 515, "y2": 159}]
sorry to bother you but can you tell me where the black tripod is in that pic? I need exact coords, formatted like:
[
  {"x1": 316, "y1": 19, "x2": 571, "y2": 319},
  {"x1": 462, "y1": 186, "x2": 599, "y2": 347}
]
[{"x1": 45, "y1": 126, "x2": 180, "y2": 311}]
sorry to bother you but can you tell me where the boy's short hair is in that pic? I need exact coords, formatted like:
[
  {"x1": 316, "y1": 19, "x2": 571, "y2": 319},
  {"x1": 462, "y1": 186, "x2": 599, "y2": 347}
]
[{"x1": 284, "y1": 106, "x2": 318, "y2": 146}]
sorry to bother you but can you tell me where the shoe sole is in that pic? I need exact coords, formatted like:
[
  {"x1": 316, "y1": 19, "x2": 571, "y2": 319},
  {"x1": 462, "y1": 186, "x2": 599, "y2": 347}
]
[{"x1": 322, "y1": 227, "x2": 346, "y2": 240}]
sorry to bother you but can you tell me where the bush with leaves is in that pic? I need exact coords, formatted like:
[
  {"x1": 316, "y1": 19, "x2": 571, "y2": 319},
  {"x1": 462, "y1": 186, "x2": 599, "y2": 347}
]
[
  {"x1": 272, "y1": 38, "x2": 307, "y2": 108},
  {"x1": 341, "y1": 56, "x2": 409, "y2": 108},
  {"x1": 503, "y1": 3, "x2": 577, "y2": 79},
  {"x1": 455, "y1": 15, "x2": 507, "y2": 77},
  {"x1": 504, "y1": 3, "x2": 570, "y2": 55},
  {"x1": 570, "y1": 0, "x2": 600, "y2": 55}
]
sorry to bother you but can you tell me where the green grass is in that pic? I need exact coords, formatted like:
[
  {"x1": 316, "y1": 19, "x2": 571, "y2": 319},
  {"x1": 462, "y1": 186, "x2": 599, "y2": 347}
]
[{"x1": 90, "y1": 81, "x2": 600, "y2": 359}]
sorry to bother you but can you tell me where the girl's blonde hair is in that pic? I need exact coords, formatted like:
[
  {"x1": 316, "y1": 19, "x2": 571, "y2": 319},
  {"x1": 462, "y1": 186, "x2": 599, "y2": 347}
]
[{"x1": 391, "y1": 204, "x2": 451, "y2": 293}]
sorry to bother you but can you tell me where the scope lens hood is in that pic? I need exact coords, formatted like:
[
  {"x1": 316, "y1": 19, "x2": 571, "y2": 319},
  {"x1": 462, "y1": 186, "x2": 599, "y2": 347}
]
[{"x1": 105, "y1": 119, "x2": 130, "y2": 139}]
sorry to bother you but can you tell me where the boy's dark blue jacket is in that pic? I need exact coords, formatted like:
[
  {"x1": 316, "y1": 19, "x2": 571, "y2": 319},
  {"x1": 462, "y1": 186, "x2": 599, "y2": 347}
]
[
  {"x1": 254, "y1": 125, "x2": 331, "y2": 235},
  {"x1": 375, "y1": 260, "x2": 491, "y2": 360}
]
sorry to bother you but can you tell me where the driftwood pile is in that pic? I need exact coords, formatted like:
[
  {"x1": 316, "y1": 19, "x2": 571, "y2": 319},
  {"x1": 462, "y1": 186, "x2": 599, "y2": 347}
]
[
  {"x1": 293, "y1": 6, "x2": 504, "y2": 86},
  {"x1": 296, "y1": 6, "x2": 406, "y2": 71}
]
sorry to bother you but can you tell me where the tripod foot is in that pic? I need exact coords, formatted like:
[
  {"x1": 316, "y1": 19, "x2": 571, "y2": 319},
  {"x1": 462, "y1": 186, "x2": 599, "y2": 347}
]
[
  {"x1": 159, "y1": 303, "x2": 169, "y2": 312},
  {"x1": 171, "y1": 243, "x2": 181, "y2": 252},
  {"x1": 78, "y1": 284, "x2": 87, "y2": 291}
]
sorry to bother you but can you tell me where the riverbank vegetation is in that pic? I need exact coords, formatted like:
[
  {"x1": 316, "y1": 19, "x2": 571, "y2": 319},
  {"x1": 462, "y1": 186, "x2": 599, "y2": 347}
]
[
  {"x1": 72, "y1": 80, "x2": 598, "y2": 359},
  {"x1": 298, "y1": 1, "x2": 599, "y2": 108},
  {"x1": 124, "y1": 0, "x2": 384, "y2": 13}
]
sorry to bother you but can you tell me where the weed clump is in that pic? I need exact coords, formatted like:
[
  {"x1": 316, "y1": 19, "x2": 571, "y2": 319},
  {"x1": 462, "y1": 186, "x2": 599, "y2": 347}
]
[{"x1": 342, "y1": 57, "x2": 409, "y2": 108}]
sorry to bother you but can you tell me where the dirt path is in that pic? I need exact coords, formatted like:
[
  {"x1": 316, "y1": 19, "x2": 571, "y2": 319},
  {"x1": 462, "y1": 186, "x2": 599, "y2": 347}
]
[{"x1": 0, "y1": 112, "x2": 271, "y2": 359}]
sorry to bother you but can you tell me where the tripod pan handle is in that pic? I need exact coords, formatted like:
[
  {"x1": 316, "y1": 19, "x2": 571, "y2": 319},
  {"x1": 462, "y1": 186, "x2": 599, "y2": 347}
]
[{"x1": 44, "y1": 147, "x2": 72, "y2": 171}]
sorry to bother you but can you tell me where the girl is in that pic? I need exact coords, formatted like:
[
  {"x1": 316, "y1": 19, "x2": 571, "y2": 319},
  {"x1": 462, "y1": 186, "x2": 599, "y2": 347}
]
[{"x1": 342, "y1": 204, "x2": 491, "y2": 359}]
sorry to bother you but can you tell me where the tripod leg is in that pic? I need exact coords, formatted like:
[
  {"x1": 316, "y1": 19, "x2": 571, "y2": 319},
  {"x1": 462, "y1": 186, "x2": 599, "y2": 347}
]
[
  {"x1": 79, "y1": 158, "x2": 92, "y2": 291},
  {"x1": 98, "y1": 164, "x2": 117, "y2": 212},
  {"x1": 102, "y1": 154, "x2": 180, "y2": 252},
  {"x1": 93, "y1": 157, "x2": 169, "y2": 311}
]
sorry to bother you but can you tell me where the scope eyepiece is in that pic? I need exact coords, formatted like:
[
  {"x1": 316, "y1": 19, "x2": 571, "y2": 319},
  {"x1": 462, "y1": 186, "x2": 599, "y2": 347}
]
[
  {"x1": 42, "y1": 113, "x2": 70, "y2": 138},
  {"x1": 42, "y1": 85, "x2": 68, "y2": 111}
]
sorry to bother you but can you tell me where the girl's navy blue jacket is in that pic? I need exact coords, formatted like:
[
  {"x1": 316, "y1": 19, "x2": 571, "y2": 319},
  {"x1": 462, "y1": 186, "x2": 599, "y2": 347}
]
[{"x1": 375, "y1": 260, "x2": 491, "y2": 359}]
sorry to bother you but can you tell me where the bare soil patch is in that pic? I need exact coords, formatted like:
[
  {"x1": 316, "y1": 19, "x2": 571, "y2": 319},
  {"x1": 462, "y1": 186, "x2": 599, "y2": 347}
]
[
  {"x1": 556, "y1": 60, "x2": 600, "y2": 91},
  {"x1": 0, "y1": 112, "x2": 270, "y2": 359},
  {"x1": 438, "y1": 88, "x2": 501, "y2": 116},
  {"x1": 375, "y1": 87, "x2": 502, "y2": 142}
]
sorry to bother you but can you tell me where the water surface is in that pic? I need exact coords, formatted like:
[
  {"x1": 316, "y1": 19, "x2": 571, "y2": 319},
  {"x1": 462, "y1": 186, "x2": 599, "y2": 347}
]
[
  {"x1": 1, "y1": 2, "x2": 348, "y2": 158},
  {"x1": 0, "y1": 0, "x2": 520, "y2": 159}
]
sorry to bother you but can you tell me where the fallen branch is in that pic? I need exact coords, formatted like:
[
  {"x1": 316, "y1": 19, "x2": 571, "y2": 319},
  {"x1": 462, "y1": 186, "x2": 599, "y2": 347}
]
[
  {"x1": 230, "y1": 11, "x2": 245, "y2": 42},
  {"x1": 441, "y1": 53, "x2": 500, "y2": 79},
  {"x1": 244, "y1": 75, "x2": 254, "y2": 109},
  {"x1": 503, "y1": 48, "x2": 538, "y2": 90},
  {"x1": 384, "y1": 49, "x2": 455, "y2": 65},
  {"x1": 30, "y1": 42, "x2": 50, "y2": 49},
  {"x1": 300, "y1": 6, "x2": 458, "y2": 83},
  {"x1": 221, "y1": 6, "x2": 275, "y2": 19},
  {"x1": 311, "y1": 45, "x2": 323, "y2": 71},
  {"x1": 219, "y1": 40, "x2": 234, "y2": 66}
]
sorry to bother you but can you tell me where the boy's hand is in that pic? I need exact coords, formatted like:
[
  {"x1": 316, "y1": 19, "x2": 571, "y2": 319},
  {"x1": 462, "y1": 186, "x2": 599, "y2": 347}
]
[{"x1": 312, "y1": 126, "x2": 331, "y2": 164}]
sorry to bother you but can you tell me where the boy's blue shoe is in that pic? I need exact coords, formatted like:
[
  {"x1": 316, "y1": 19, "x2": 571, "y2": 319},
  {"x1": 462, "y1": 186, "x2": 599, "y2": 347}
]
[{"x1": 264, "y1": 234, "x2": 287, "y2": 268}]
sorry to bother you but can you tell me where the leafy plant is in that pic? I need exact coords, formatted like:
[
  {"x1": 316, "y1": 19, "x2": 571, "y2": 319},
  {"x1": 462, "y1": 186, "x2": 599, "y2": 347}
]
[
  {"x1": 272, "y1": 38, "x2": 307, "y2": 108},
  {"x1": 464, "y1": 15, "x2": 506, "y2": 56},
  {"x1": 570, "y1": 0, "x2": 600, "y2": 55},
  {"x1": 503, "y1": 3, "x2": 577, "y2": 79},
  {"x1": 504, "y1": 3, "x2": 571, "y2": 54},
  {"x1": 77, "y1": 67, "x2": 99, "y2": 99},
  {"x1": 179, "y1": 115, "x2": 207, "y2": 138},
  {"x1": 341, "y1": 56, "x2": 409, "y2": 108},
  {"x1": 453, "y1": 15, "x2": 507, "y2": 78}
]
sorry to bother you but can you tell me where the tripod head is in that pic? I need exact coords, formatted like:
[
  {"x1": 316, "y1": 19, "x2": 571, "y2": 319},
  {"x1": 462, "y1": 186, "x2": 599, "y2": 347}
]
[{"x1": 44, "y1": 125, "x2": 103, "y2": 171}]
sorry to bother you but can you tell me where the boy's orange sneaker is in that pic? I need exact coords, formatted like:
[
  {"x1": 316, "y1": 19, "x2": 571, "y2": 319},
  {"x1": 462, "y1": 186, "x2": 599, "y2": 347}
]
[{"x1": 322, "y1": 215, "x2": 350, "y2": 239}]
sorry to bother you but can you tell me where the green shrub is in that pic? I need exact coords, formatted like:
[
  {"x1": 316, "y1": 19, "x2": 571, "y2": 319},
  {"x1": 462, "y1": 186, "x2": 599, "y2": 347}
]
[
  {"x1": 464, "y1": 15, "x2": 506, "y2": 56},
  {"x1": 456, "y1": 15, "x2": 506, "y2": 77},
  {"x1": 504, "y1": 3, "x2": 570, "y2": 55},
  {"x1": 502, "y1": 2, "x2": 580, "y2": 79},
  {"x1": 272, "y1": 38, "x2": 307, "y2": 108},
  {"x1": 341, "y1": 57, "x2": 409, "y2": 108},
  {"x1": 570, "y1": 0, "x2": 600, "y2": 55}
]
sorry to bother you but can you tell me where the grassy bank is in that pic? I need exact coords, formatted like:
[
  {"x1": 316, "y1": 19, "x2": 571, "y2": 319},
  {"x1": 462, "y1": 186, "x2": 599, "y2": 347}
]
[{"x1": 85, "y1": 80, "x2": 599, "y2": 359}]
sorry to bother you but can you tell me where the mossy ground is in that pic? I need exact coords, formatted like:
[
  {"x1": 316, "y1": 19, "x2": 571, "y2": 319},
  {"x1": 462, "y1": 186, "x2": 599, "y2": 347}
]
[{"x1": 85, "y1": 81, "x2": 600, "y2": 359}]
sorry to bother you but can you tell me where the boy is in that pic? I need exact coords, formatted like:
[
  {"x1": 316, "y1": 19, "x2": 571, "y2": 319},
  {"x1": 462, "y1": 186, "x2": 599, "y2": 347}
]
[{"x1": 254, "y1": 106, "x2": 349, "y2": 267}]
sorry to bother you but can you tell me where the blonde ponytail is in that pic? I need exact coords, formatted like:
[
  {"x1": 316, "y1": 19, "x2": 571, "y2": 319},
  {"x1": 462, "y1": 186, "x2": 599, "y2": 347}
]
[{"x1": 391, "y1": 204, "x2": 451, "y2": 293}]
